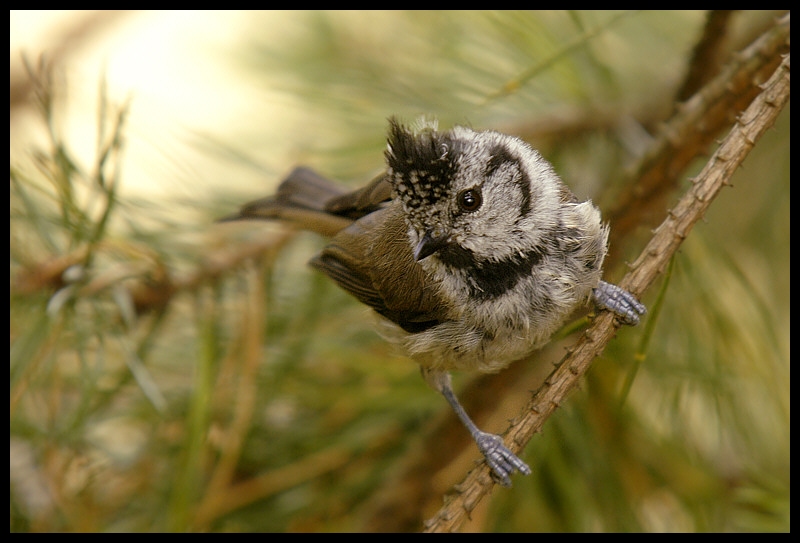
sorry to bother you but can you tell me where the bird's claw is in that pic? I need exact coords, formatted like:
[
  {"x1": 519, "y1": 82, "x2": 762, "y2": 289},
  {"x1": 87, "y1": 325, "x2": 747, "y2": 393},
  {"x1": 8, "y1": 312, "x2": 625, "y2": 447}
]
[
  {"x1": 474, "y1": 431, "x2": 531, "y2": 487},
  {"x1": 593, "y1": 280, "x2": 646, "y2": 326}
]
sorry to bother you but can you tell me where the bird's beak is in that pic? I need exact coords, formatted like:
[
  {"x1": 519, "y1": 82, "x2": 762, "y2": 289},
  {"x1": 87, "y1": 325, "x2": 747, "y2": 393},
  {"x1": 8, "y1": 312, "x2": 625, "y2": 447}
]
[{"x1": 413, "y1": 230, "x2": 451, "y2": 261}]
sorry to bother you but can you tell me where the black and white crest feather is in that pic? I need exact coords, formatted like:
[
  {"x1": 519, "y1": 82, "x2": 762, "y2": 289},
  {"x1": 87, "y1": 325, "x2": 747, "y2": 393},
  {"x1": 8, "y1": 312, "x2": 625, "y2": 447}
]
[{"x1": 386, "y1": 118, "x2": 461, "y2": 213}]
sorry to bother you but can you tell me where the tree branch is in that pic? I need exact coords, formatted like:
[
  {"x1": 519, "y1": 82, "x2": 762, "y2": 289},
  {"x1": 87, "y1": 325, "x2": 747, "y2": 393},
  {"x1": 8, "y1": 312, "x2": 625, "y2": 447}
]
[{"x1": 674, "y1": 10, "x2": 736, "y2": 103}]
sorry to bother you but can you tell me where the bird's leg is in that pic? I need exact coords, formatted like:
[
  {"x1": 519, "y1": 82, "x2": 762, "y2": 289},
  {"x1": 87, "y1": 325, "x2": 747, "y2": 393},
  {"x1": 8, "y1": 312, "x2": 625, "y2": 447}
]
[
  {"x1": 426, "y1": 369, "x2": 531, "y2": 487},
  {"x1": 593, "y1": 280, "x2": 646, "y2": 326}
]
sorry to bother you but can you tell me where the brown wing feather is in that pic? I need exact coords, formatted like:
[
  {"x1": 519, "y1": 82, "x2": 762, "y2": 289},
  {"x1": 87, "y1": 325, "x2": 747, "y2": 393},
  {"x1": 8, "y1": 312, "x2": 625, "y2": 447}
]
[{"x1": 311, "y1": 205, "x2": 444, "y2": 333}]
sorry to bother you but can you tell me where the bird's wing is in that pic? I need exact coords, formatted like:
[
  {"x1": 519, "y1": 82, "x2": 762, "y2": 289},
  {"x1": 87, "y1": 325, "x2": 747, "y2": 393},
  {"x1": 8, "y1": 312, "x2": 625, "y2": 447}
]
[{"x1": 311, "y1": 205, "x2": 443, "y2": 334}]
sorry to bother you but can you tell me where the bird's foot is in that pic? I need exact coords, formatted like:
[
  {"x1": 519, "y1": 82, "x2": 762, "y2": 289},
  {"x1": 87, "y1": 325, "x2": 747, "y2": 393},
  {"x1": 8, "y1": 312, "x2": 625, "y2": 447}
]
[
  {"x1": 474, "y1": 431, "x2": 531, "y2": 487},
  {"x1": 593, "y1": 280, "x2": 646, "y2": 326}
]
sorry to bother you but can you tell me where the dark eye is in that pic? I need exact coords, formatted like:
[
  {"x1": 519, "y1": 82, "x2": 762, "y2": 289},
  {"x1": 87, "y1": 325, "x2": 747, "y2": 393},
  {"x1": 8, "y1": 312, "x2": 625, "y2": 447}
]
[{"x1": 457, "y1": 188, "x2": 482, "y2": 212}]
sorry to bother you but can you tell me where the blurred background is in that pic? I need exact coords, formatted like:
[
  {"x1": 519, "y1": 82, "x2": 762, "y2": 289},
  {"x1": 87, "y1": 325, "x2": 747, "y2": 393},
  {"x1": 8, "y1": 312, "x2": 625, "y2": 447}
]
[{"x1": 10, "y1": 11, "x2": 789, "y2": 532}]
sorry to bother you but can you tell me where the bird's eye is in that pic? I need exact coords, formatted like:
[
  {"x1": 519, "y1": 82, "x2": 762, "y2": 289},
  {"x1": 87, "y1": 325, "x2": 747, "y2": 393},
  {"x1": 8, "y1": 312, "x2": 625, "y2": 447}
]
[{"x1": 457, "y1": 188, "x2": 482, "y2": 212}]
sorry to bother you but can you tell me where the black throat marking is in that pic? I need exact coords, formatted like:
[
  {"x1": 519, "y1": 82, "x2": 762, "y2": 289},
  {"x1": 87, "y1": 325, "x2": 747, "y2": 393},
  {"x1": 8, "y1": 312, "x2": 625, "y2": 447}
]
[{"x1": 437, "y1": 243, "x2": 546, "y2": 300}]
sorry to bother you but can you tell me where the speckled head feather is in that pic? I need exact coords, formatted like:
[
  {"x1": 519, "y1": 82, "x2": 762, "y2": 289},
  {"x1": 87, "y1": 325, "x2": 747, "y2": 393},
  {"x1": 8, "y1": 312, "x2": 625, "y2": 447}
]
[{"x1": 385, "y1": 119, "x2": 461, "y2": 214}]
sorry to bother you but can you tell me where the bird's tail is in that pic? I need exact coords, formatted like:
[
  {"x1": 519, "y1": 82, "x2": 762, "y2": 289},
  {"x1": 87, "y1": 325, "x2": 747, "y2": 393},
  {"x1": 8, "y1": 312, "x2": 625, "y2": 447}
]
[{"x1": 220, "y1": 167, "x2": 354, "y2": 237}]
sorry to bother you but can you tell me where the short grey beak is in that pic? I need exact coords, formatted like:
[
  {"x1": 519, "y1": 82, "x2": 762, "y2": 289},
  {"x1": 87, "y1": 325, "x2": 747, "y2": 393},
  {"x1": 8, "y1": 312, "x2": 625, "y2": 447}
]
[{"x1": 413, "y1": 230, "x2": 450, "y2": 261}]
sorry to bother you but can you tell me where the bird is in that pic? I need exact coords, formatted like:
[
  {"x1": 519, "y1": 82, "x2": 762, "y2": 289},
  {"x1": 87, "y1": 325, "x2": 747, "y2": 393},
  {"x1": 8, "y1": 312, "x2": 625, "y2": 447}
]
[{"x1": 224, "y1": 117, "x2": 646, "y2": 486}]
